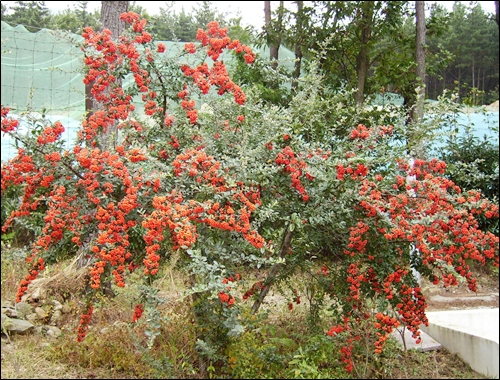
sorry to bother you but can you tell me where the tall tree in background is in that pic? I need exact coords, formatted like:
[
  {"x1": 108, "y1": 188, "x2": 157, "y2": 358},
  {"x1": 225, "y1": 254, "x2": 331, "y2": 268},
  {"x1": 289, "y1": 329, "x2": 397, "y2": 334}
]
[
  {"x1": 2, "y1": 0, "x2": 51, "y2": 31},
  {"x1": 414, "y1": 0, "x2": 426, "y2": 123},
  {"x1": 436, "y1": 2, "x2": 498, "y2": 104},
  {"x1": 291, "y1": 0, "x2": 304, "y2": 94},
  {"x1": 193, "y1": 0, "x2": 222, "y2": 30},
  {"x1": 353, "y1": 1, "x2": 375, "y2": 106},
  {"x1": 175, "y1": 8, "x2": 197, "y2": 41},
  {"x1": 147, "y1": 1, "x2": 230, "y2": 42},
  {"x1": 495, "y1": 0, "x2": 499, "y2": 27},
  {"x1": 74, "y1": 1, "x2": 95, "y2": 31},
  {"x1": 285, "y1": 1, "x2": 408, "y2": 107},
  {"x1": 147, "y1": 2, "x2": 176, "y2": 40},
  {"x1": 264, "y1": 0, "x2": 284, "y2": 68},
  {"x1": 423, "y1": 3, "x2": 453, "y2": 99},
  {"x1": 49, "y1": 1, "x2": 99, "y2": 33}
]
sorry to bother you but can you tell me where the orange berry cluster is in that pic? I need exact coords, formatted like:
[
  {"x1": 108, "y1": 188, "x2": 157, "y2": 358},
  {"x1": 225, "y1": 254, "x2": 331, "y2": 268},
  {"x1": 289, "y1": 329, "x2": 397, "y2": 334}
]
[
  {"x1": 327, "y1": 316, "x2": 355, "y2": 372},
  {"x1": 218, "y1": 274, "x2": 241, "y2": 307},
  {"x1": 218, "y1": 291, "x2": 235, "y2": 306},
  {"x1": 274, "y1": 146, "x2": 315, "y2": 202},
  {"x1": 242, "y1": 280, "x2": 264, "y2": 300},
  {"x1": 194, "y1": 21, "x2": 255, "y2": 64},
  {"x1": 336, "y1": 162, "x2": 369, "y2": 181},
  {"x1": 177, "y1": 21, "x2": 255, "y2": 124},
  {"x1": 76, "y1": 304, "x2": 94, "y2": 342},
  {"x1": 132, "y1": 304, "x2": 145, "y2": 322},
  {"x1": 373, "y1": 312, "x2": 400, "y2": 354},
  {"x1": 142, "y1": 149, "x2": 264, "y2": 274},
  {"x1": 394, "y1": 285, "x2": 429, "y2": 344},
  {"x1": 1, "y1": 106, "x2": 19, "y2": 132},
  {"x1": 15, "y1": 255, "x2": 45, "y2": 303}
]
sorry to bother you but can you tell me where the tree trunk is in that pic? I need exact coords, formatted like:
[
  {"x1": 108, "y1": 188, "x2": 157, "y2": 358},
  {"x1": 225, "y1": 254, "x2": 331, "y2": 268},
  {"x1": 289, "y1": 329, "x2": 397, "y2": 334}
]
[
  {"x1": 472, "y1": 58, "x2": 475, "y2": 90},
  {"x1": 101, "y1": 1, "x2": 128, "y2": 38},
  {"x1": 265, "y1": 1, "x2": 277, "y2": 63},
  {"x1": 495, "y1": 1, "x2": 499, "y2": 28},
  {"x1": 354, "y1": 2, "x2": 374, "y2": 107},
  {"x1": 264, "y1": 1, "x2": 272, "y2": 48},
  {"x1": 265, "y1": 0, "x2": 283, "y2": 72},
  {"x1": 291, "y1": 1, "x2": 304, "y2": 94},
  {"x1": 81, "y1": 1, "x2": 128, "y2": 294},
  {"x1": 414, "y1": 0, "x2": 426, "y2": 123},
  {"x1": 275, "y1": 1, "x2": 284, "y2": 68},
  {"x1": 482, "y1": 70, "x2": 485, "y2": 105},
  {"x1": 251, "y1": 226, "x2": 293, "y2": 314}
]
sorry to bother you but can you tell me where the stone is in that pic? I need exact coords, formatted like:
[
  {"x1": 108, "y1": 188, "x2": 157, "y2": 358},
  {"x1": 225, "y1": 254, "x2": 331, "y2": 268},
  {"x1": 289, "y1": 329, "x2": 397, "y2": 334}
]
[
  {"x1": 50, "y1": 310, "x2": 62, "y2": 324},
  {"x1": 15, "y1": 302, "x2": 33, "y2": 318},
  {"x1": 3, "y1": 306, "x2": 18, "y2": 318},
  {"x1": 61, "y1": 304, "x2": 72, "y2": 314},
  {"x1": 1, "y1": 300, "x2": 14, "y2": 309},
  {"x1": 46, "y1": 325, "x2": 62, "y2": 338},
  {"x1": 1, "y1": 314, "x2": 34, "y2": 335},
  {"x1": 26, "y1": 313, "x2": 38, "y2": 324},
  {"x1": 34, "y1": 306, "x2": 48, "y2": 320}
]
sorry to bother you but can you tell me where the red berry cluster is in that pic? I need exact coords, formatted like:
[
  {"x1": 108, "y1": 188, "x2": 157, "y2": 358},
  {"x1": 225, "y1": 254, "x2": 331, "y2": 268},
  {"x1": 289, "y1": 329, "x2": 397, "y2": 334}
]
[
  {"x1": 1, "y1": 106, "x2": 19, "y2": 133},
  {"x1": 242, "y1": 280, "x2": 264, "y2": 300},
  {"x1": 373, "y1": 312, "x2": 400, "y2": 354},
  {"x1": 218, "y1": 291, "x2": 235, "y2": 306},
  {"x1": 275, "y1": 146, "x2": 314, "y2": 202},
  {"x1": 76, "y1": 304, "x2": 94, "y2": 342},
  {"x1": 132, "y1": 303, "x2": 145, "y2": 322},
  {"x1": 15, "y1": 255, "x2": 45, "y2": 302}
]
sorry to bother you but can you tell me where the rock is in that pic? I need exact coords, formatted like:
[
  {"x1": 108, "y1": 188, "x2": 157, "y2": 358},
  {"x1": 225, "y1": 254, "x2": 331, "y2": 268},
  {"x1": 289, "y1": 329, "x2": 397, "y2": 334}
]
[
  {"x1": 50, "y1": 310, "x2": 62, "y2": 325},
  {"x1": 113, "y1": 321, "x2": 127, "y2": 328},
  {"x1": 46, "y1": 325, "x2": 62, "y2": 338},
  {"x1": 34, "y1": 325, "x2": 61, "y2": 337},
  {"x1": 30, "y1": 287, "x2": 42, "y2": 301},
  {"x1": 34, "y1": 307, "x2": 48, "y2": 320},
  {"x1": 1, "y1": 314, "x2": 34, "y2": 335},
  {"x1": 61, "y1": 304, "x2": 72, "y2": 314},
  {"x1": 1, "y1": 313, "x2": 11, "y2": 328},
  {"x1": 15, "y1": 302, "x2": 33, "y2": 319},
  {"x1": 51, "y1": 300, "x2": 63, "y2": 311},
  {"x1": 2, "y1": 307, "x2": 18, "y2": 319},
  {"x1": 26, "y1": 313, "x2": 38, "y2": 324}
]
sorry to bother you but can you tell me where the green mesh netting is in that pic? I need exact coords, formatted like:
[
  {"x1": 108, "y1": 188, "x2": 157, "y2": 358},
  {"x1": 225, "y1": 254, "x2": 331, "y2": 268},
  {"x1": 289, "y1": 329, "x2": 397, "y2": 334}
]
[{"x1": 1, "y1": 21, "x2": 86, "y2": 118}]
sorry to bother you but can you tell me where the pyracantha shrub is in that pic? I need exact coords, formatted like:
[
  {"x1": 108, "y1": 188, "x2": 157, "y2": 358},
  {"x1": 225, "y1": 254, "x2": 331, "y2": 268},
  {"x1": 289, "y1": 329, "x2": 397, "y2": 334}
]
[{"x1": 1, "y1": 12, "x2": 498, "y2": 373}]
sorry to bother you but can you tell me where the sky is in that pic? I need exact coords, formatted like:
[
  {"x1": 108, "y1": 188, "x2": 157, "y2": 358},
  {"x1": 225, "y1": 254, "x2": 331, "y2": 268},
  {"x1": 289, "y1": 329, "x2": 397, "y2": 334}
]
[{"x1": 1, "y1": 1, "x2": 497, "y2": 29}]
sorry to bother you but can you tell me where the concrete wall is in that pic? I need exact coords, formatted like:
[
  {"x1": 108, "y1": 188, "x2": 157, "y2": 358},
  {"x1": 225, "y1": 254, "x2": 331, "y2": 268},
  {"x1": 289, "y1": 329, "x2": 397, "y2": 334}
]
[{"x1": 421, "y1": 308, "x2": 499, "y2": 379}]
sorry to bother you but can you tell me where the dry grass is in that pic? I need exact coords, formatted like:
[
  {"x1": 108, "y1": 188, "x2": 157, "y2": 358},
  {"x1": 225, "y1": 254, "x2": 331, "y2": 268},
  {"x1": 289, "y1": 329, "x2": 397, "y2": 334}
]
[
  {"x1": 1, "y1": 333, "x2": 138, "y2": 379},
  {"x1": 1, "y1": 247, "x2": 492, "y2": 379}
]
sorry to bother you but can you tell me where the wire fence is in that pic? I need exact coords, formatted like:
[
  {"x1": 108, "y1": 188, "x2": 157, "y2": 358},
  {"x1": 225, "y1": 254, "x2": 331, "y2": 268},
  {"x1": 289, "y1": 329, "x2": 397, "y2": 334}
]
[{"x1": 1, "y1": 21, "x2": 86, "y2": 161}]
